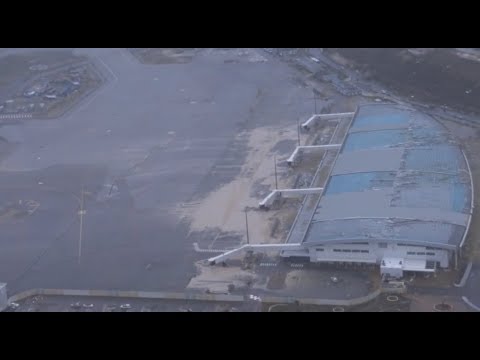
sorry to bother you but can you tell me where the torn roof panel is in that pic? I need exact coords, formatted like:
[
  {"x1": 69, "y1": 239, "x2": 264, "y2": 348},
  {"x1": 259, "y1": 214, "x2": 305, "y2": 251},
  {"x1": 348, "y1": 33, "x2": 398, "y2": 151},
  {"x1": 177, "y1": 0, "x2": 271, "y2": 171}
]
[
  {"x1": 342, "y1": 129, "x2": 407, "y2": 152},
  {"x1": 304, "y1": 218, "x2": 464, "y2": 248},
  {"x1": 333, "y1": 148, "x2": 403, "y2": 175},
  {"x1": 300, "y1": 104, "x2": 472, "y2": 248},
  {"x1": 325, "y1": 172, "x2": 396, "y2": 195},
  {"x1": 351, "y1": 106, "x2": 410, "y2": 130}
]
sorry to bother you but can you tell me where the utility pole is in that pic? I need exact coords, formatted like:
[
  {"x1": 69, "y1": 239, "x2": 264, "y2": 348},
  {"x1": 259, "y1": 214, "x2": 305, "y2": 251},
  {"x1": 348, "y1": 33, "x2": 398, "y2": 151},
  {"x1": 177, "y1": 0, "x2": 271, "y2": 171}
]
[
  {"x1": 297, "y1": 119, "x2": 301, "y2": 146},
  {"x1": 274, "y1": 155, "x2": 278, "y2": 190},
  {"x1": 108, "y1": 181, "x2": 115, "y2": 196},
  {"x1": 78, "y1": 187, "x2": 86, "y2": 264},
  {"x1": 312, "y1": 89, "x2": 318, "y2": 114},
  {"x1": 244, "y1": 208, "x2": 250, "y2": 245}
]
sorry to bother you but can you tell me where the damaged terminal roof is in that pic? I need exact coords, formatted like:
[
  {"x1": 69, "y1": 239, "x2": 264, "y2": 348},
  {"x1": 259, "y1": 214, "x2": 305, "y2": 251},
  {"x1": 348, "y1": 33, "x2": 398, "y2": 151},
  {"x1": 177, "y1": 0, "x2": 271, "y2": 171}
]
[{"x1": 301, "y1": 104, "x2": 472, "y2": 250}]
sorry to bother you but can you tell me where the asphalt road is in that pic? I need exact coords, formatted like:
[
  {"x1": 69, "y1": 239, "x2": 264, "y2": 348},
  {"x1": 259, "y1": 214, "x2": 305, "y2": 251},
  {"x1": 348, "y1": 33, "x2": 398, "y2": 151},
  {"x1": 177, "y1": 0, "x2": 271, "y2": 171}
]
[
  {"x1": 0, "y1": 48, "x2": 312, "y2": 294},
  {"x1": 462, "y1": 264, "x2": 480, "y2": 308}
]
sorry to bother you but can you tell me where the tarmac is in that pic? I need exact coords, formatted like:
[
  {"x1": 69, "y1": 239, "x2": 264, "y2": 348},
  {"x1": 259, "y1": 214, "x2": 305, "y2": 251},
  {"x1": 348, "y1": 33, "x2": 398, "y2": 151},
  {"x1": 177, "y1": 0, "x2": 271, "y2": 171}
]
[{"x1": 0, "y1": 48, "x2": 313, "y2": 295}]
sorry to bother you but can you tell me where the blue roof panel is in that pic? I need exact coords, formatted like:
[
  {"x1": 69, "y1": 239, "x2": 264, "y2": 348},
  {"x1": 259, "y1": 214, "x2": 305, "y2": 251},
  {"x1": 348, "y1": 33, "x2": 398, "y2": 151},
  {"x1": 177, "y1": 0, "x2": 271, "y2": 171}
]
[
  {"x1": 351, "y1": 110, "x2": 409, "y2": 130},
  {"x1": 296, "y1": 104, "x2": 472, "y2": 248},
  {"x1": 325, "y1": 172, "x2": 396, "y2": 195},
  {"x1": 343, "y1": 129, "x2": 407, "y2": 152}
]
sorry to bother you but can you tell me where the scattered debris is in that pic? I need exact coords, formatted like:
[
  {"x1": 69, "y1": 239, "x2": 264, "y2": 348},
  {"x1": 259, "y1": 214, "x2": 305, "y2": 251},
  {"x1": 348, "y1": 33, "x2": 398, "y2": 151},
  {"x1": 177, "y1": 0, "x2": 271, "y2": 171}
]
[
  {"x1": 9, "y1": 302, "x2": 19, "y2": 309},
  {"x1": 120, "y1": 304, "x2": 132, "y2": 310},
  {"x1": 29, "y1": 64, "x2": 49, "y2": 71},
  {"x1": 0, "y1": 62, "x2": 102, "y2": 118},
  {"x1": 70, "y1": 302, "x2": 82, "y2": 310},
  {"x1": 103, "y1": 304, "x2": 116, "y2": 312},
  {"x1": 179, "y1": 307, "x2": 193, "y2": 312}
]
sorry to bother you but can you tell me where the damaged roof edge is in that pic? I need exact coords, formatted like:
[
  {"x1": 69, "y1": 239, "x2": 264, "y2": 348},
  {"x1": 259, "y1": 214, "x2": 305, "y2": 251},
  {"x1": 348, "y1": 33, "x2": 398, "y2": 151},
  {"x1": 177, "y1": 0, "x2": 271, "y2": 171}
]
[
  {"x1": 302, "y1": 237, "x2": 459, "y2": 251},
  {"x1": 300, "y1": 103, "x2": 473, "y2": 249}
]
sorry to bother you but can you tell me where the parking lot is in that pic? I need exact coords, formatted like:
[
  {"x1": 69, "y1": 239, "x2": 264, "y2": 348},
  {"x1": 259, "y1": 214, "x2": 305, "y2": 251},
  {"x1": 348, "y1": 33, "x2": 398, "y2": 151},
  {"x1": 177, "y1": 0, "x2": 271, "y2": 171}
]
[{"x1": 6, "y1": 294, "x2": 243, "y2": 312}]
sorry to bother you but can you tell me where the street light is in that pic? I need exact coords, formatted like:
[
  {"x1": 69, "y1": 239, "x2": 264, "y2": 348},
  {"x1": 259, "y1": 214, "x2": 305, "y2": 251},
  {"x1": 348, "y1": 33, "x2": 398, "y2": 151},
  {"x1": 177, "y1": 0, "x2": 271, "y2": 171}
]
[
  {"x1": 78, "y1": 188, "x2": 86, "y2": 264},
  {"x1": 244, "y1": 208, "x2": 250, "y2": 245},
  {"x1": 311, "y1": 89, "x2": 321, "y2": 115},
  {"x1": 274, "y1": 155, "x2": 278, "y2": 190},
  {"x1": 247, "y1": 294, "x2": 262, "y2": 312},
  {"x1": 73, "y1": 187, "x2": 90, "y2": 264},
  {"x1": 36, "y1": 181, "x2": 89, "y2": 264}
]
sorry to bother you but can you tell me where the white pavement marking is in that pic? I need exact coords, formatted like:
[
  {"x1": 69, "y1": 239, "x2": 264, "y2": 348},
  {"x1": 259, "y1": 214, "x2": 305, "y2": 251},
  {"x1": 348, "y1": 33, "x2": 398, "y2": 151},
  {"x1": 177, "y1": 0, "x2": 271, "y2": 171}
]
[
  {"x1": 462, "y1": 296, "x2": 480, "y2": 312},
  {"x1": 26, "y1": 200, "x2": 40, "y2": 215},
  {"x1": 454, "y1": 261, "x2": 473, "y2": 287},
  {"x1": 67, "y1": 89, "x2": 101, "y2": 120},
  {"x1": 0, "y1": 113, "x2": 33, "y2": 119},
  {"x1": 290, "y1": 263, "x2": 304, "y2": 268},
  {"x1": 193, "y1": 243, "x2": 226, "y2": 254},
  {"x1": 119, "y1": 49, "x2": 138, "y2": 66},
  {"x1": 97, "y1": 58, "x2": 118, "y2": 84},
  {"x1": 66, "y1": 56, "x2": 118, "y2": 120}
]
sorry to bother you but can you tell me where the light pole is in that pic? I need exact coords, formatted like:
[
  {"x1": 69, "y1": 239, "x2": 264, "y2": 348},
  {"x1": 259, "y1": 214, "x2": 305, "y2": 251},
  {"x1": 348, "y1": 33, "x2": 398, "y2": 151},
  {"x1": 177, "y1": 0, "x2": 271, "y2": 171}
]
[
  {"x1": 312, "y1": 90, "x2": 320, "y2": 115},
  {"x1": 274, "y1": 155, "x2": 278, "y2": 190},
  {"x1": 297, "y1": 119, "x2": 301, "y2": 146},
  {"x1": 244, "y1": 208, "x2": 250, "y2": 245},
  {"x1": 75, "y1": 187, "x2": 87, "y2": 264}
]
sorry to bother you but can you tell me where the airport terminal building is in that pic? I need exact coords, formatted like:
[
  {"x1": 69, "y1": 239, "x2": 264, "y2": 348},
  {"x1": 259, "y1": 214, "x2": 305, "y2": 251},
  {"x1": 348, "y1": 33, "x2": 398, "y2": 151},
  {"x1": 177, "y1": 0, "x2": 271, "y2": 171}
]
[{"x1": 281, "y1": 104, "x2": 473, "y2": 278}]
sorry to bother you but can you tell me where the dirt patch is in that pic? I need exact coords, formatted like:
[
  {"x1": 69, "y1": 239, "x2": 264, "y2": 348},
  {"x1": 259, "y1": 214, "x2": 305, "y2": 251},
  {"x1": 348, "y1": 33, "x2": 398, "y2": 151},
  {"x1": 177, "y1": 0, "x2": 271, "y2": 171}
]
[
  {"x1": 271, "y1": 139, "x2": 297, "y2": 154},
  {"x1": 350, "y1": 294, "x2": 411, "y2": 312},
  {"x1": 129, "y1": 48, "x2": 268, "y2": 65},
  {"x1": 0, "y1": 200, "x2": 38, "y2": 222},
  {"x1": 406, "y1": 294, "x2": 469, "y2": 312},
  {"x1": 0, "y1": 52, "x2": 103, "y2": 119},
  {"x1": 0, "y1": 50, "x2": 86, "y2": 101},
  {"x1": 187, "y1": 262, "x2": 257, "y2": 293},
  {"x1": 332, "y1": 48, "x2": 480, "y2": 114},
  {"x1": 0, "y1": 136, "x2": 13, "y2": 162},
  {"x1": 436, "y1": 118, "x2": 480, "y2": 261},
  {"x1": 267, "y1": 271, "x2": 287, "y2": 290},
  {"x1": 201, "y1": 49, "x2": 268, "y2": 63},
  {"x1": 407, "y1": 270, "x2": 459, "y2": 288},
  {"x1": 0, "y1": 50, "x2": 77, "y2": 87},
  {"x1": 128, "y1": 48, "x2": 199, "y2": 64},
  {"x1": 328, "y1": 52, "x2": 349, "y2": 67},
  {"x1": 180, "y1": 124, "x2": 300, "y2": 245}
]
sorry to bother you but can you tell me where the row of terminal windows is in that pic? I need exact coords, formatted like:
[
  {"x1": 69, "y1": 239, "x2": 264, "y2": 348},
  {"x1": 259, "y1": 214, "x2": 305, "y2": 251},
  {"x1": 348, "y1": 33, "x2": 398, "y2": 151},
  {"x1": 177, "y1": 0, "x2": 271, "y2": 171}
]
[
  {"x1": 406, "y1": 251, "x2": 435, "y2": 256},
  {"x1": 315, "y1": 248, "x2": 370, "y2": 253},
  {"x1": 380, "y1": 243, "x2": 439, "y2": 252},
  {"x1": 331, "y1": 249, "x2": 369, "y2": 253},
  {"x1": 321, "y1": 243, "x2": 439, "y2": 250},
  {"x1": 397, "y1": 244, "x2": 436, "y2": 249}
]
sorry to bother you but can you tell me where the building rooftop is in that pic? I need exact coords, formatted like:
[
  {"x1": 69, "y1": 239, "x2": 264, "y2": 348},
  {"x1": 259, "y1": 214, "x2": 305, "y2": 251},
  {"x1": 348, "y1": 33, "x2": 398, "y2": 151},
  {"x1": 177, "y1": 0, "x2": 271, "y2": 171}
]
[{"x1": 302, "y1": 104, "x2": 472, "y2": 249}]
